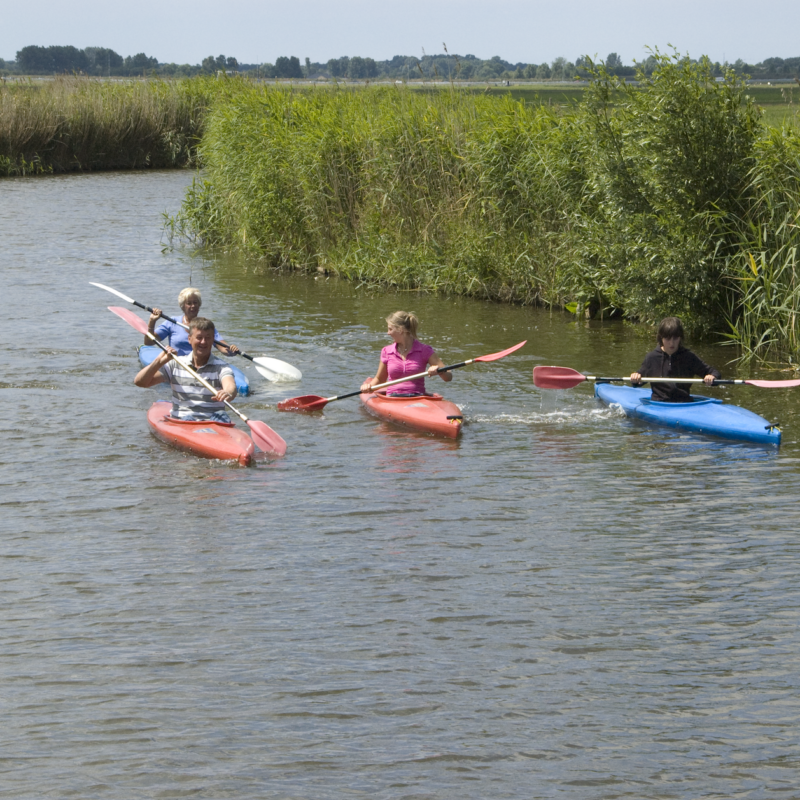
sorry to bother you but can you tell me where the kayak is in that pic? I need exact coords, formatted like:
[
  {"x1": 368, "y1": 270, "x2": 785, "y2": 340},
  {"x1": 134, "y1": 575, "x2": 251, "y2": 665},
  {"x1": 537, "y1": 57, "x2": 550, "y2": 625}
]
[
  {"x1": 138, "y1": 345, "x2": 250, "y2": 395},
  {"x1": 594, "y1": 383, "x2": 781, "y2": 445},
  {"x1": 360, "y1": 392, "x2": 463, "y2": 438},
  {"x1": 146, "y1": 401, "x2": 256, "y2": 465}
]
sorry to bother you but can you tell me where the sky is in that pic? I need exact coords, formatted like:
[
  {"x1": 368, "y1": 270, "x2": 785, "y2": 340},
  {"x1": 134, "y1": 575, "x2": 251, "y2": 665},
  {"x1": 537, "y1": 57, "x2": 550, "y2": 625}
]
[{"x1": 2, "y1": 0, "x2": 798, "y2": 67}]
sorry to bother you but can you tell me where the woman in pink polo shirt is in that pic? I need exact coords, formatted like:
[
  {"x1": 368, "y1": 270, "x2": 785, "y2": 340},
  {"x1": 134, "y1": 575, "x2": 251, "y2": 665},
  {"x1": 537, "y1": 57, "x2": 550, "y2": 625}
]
[{"x1": 360, "y1": 311, "x2": 452, "y2": 396}]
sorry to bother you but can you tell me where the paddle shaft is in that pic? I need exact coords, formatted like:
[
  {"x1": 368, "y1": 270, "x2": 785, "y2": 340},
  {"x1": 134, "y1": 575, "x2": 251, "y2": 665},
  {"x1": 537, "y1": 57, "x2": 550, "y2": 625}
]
[
  {"x1": 594, "y1": 377, "x2": 747, "y2": 385},
  {"x1": 533, "y1": 365, "x2": 800, "y2": 390}
]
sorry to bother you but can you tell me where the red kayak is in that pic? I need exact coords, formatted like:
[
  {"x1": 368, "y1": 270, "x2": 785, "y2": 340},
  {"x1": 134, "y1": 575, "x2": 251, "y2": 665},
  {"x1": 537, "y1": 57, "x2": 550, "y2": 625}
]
[
  {"x1": 360, "y1": 392, "x2": 463, "y2": 438},
  {"x1": 146, "y1": 402, "x2": 256, "y2": 466}
]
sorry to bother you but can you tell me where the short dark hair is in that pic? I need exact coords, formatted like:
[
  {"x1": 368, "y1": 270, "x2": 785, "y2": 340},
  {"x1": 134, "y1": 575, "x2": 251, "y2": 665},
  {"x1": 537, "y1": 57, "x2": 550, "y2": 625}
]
[
  {"x1": 188, "y1": 317, "x2": 215, "y2": 334},
  {"x1": 657, "y1": 316, "x2": 684, "y2": 346}
]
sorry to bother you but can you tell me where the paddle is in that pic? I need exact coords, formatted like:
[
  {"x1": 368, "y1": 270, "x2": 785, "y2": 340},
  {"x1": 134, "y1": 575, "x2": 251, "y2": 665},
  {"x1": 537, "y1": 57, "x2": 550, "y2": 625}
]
[
  {"x1": 533, "y1": 365, "x2": 800, "y2": 390},
  {"x1": 278, "y1": 340, "x2": 527, "y2": 412},
  {"x1": 108, "y1": 306, "x2": 287, "y2": 457},
  {"x1": 91, "y1": 282, "x2": 302, "y2": 382}
]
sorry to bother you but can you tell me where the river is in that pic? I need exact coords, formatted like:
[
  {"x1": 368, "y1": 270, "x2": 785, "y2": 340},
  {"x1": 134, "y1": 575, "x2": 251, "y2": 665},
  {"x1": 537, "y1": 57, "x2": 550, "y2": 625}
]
[{"x1": 2, "y1": 170, "x2": 799, "y2": 799}]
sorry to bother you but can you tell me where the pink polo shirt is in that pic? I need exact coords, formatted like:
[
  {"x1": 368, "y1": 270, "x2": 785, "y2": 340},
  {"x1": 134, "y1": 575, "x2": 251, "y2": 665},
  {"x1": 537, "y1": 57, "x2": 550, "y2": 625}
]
[{"x1": 381, "y1": 340, "x2": 435, "y2": 395}]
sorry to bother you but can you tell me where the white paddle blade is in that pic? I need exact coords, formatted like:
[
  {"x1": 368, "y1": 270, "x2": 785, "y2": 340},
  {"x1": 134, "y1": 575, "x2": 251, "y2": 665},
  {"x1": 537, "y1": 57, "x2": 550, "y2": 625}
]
[{"x1": 252, "y1": 357, "x2": 302, "y2": 382}]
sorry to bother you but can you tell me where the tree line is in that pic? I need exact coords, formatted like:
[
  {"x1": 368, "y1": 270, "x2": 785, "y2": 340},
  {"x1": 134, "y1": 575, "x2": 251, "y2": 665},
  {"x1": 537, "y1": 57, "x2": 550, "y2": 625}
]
[{"x1": 2, "y1": 44, "x2": 800, "y2": 82}]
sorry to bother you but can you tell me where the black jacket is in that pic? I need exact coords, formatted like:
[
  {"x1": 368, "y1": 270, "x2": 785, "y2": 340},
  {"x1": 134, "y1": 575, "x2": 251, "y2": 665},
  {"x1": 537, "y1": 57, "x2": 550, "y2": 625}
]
[{"x1": 635, "y1": 346, "x2": 721, "y2": 402}]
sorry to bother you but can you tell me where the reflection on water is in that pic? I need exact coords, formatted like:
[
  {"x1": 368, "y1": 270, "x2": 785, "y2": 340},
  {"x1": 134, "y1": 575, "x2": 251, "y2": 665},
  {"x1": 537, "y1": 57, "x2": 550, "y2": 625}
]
[{"x1": 2, "y1": 171, "x2": 800, "y2": 799}]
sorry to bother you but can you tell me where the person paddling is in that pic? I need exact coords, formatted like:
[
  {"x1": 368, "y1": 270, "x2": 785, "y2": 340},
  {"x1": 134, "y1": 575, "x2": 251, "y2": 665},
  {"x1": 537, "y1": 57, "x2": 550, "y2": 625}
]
[
  {"x1": 134, "y1": 317, "x2": 237, "y2": 422},
  {"x1": 145, "y1": 287, "x2": 240, "y2": 358},
  {"x1": 630, "y1": 316, "x2": 721, "y2": 403},
  {"x1": 360, "y1": 311, "x2": 452, "y2": 397}
]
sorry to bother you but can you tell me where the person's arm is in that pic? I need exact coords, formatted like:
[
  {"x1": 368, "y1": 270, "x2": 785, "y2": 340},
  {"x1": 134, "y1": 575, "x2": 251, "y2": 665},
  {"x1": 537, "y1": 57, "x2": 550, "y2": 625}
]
[
  {"x1": 361, "y1": 363, "x2": 388, "y2": 392},
  {"x1": 631, "y1": 352, "x2": 655, "y2": 386},
  {"x1": 212, "y1": 373, "x2": 238, "y2": 403},
  {"x1": 145, "y1": 308, "x2": 164, "y2": 346},
  {"x1": 427, "y1": 351, "x2": 452, "y2": 382},
  {"x1": 213, "y1": 337, "x2": 241, "y2": 357},
  {"x1": 134, "y1": 349, "x2": 173, "y2": 387},
  {"x1": 689, "y1": 352, "x2": 721, "y2": 385}
]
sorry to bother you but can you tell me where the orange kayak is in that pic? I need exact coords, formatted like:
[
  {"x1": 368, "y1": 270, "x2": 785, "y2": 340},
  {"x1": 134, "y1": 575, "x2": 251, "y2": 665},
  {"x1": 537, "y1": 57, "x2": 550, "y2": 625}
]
[
  {"x1": 146, "y1": 402, "x2": 256, "y2": 466},
  {"x1": 360, "y1": 392, "x2": 463, "y2": 438}
]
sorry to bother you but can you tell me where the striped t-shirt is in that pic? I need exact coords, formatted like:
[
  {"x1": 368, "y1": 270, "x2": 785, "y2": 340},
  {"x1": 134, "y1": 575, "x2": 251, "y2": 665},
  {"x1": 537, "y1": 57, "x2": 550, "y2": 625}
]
[{"x1": 160, "y1": 354, "x2": 235, "y2": 422}]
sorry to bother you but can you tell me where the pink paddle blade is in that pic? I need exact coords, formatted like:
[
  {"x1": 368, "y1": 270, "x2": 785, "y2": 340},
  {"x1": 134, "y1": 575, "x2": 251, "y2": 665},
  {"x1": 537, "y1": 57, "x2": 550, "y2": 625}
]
[
  {"x1": 109, "y1": 306, "x2": 148, "y2": 334},
  {"x1": 277, "y1": 395, "x2": 328, "y2": 412},
  {"x1": 746, "y1": 378, "x2": 800, "y2": 388},
  {"x1": 474, "y1": 340, "x2": 527, "y2": 363},
  {"x1": 247, "y1": 420, "x2": 287, "y2": 457},
  {"x1": 533, "y1": 366, "x2": 587, "y2": 389}
]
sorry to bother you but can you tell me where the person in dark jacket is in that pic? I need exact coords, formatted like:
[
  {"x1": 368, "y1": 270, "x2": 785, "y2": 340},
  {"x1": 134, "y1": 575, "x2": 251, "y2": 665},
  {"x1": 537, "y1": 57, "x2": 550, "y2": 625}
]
[{"x1": 630, "y1": 317, "x2": 721, "y2": 402}]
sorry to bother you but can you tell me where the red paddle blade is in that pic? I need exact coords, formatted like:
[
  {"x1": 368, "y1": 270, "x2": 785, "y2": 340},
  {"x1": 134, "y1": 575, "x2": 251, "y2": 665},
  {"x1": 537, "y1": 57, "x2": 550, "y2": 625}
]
[
  {"x1": 746, "y1": 378, "x2": 800, "y2": 388},
  {"x1": 277, "y1": 395, "x2": 328, "y2": 412},
  {"x1": 533, "y1": 366, "x2": 588, "y2": 389},
  {"x1": 247, "y1": 420, "x2": 287, "y2": 457},
  {"x1": 109, "y1": 305, "x2": 148, "y2": 334},
  {"x1": 474, "y1": 340, "x2": 527, "y2": 363}
]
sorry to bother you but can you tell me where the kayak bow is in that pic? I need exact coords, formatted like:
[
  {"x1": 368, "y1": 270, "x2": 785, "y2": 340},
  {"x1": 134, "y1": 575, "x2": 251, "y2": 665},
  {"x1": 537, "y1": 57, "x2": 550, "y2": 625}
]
[{"x1": 360, "y1": 392, "x2": 463, "y2": 438}]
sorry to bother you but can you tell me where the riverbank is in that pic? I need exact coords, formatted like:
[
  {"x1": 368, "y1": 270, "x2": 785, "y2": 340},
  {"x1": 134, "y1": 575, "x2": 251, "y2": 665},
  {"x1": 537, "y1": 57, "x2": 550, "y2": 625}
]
[
  {"x1": 172, "y1": 55, "x2": 800, "y2": 363},
  {"x1": 3, "y1": 66, "x2": 799, "y2": 362}
]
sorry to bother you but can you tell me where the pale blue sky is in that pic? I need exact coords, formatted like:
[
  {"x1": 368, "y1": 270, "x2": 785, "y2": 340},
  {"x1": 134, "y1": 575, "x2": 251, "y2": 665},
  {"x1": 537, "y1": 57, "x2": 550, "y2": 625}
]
[{"x1": 2, "y1": 0, "x2": 797, "y2": 67}]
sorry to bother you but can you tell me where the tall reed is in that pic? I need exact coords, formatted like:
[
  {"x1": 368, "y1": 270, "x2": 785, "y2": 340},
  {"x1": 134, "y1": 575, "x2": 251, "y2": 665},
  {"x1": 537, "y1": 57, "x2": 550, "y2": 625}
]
[
  {"x1": 721, "y1": 125, "x2": 800, "y2": 361},
  {"x1": 176, "y1": 83, "x2": 576, "y2": 305},
  {"x1": 167, "y1": 60, "x2": 800, "y2": 361},
  {"x1": 0, "y1": 76, "x2": 215, "y2": 175}
]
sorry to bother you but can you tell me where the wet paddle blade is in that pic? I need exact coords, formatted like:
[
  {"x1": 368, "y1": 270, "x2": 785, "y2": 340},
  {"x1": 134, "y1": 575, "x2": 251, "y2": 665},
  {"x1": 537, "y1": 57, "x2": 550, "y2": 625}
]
[
  {"x1": 109, "y1": 306, "x2": 148, "y2": 334},
  {"x1": 533, "y1": 366, "x2": 588, "y2": 389},
  {"x1": 277, "y1": 395, "x2": 328, "y2": 412},
  {"x1": 92, "y1": 282, "x2": 136, "y2": 304},
  {"x1": 252, "y1": 356, "x2": 303, "y2": 382},
  {"x1": 247, "y1": 420, "x2": 287, "y2": 457},
  {"x1": 474, "y1": 340, "x2": 527, "y2": 363},
  {"x1": 746, "y1": 378, "x2": 800, "y2": 388}
]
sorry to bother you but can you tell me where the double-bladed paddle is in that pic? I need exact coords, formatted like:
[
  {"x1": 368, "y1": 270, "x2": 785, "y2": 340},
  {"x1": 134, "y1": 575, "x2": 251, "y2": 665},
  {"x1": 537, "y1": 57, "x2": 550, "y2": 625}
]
[
  {"x1": 278, "y1": 340, "x2": 527, "y2": 412},
  {"x1": 91, "y1": 282, "x2": 302, "y2": 382},
  {"x1": 533, "y1": 365, "x2": 800, "y2": 390},
  {"x1": 109, "y1": 306, "x2": 287, "y2": 457}
]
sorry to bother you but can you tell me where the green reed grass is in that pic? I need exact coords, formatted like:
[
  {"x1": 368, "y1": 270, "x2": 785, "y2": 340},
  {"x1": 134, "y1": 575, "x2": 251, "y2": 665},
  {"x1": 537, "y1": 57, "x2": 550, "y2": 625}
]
[
  {"x1": 175, "y1": 82, "x2": 577, "y2": 305},
  {"x1": 0, "y1": 76, "x2": 215, "y2": 175},
  {"x1": 164, "y1": 61, "x2": 800, "y2": 363},
  {"x1": 721, "y1": 125, "x2": 800, "y2": 362}
]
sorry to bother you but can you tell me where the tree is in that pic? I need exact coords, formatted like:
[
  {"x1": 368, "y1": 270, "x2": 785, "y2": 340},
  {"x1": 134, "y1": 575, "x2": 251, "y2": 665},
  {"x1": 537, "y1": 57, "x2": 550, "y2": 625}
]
[
  {"x1": 16, "y1": 45, "x2": 88, "y2": 74},
  {"x1": 275, "y1": 56, "x2": 302, "y2": 79},
  {"x1": 124, "y1": 52, "x2": 158, "y2": 73},
  {"x1": 327, "y1": 56, "x2": 349, "y2": 78},
  {"x1": 84, "y1": 47, "x2": 123, "y2": 75},
  {"x1": 605, "y1": 52, "x2": 622, "y2": 73},
  {"x1": 551, "y1": 57, "x2": 567, "y2": 80},
  {"x1": 348, "y1": 56, "x2": 368, "y2": 79}
]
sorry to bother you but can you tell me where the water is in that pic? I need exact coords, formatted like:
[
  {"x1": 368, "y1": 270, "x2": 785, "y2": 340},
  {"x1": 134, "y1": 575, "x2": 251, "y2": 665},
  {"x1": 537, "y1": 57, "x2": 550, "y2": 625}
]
[{"x1": 2, "y1": 171, "x2": 800, "y2": 799}]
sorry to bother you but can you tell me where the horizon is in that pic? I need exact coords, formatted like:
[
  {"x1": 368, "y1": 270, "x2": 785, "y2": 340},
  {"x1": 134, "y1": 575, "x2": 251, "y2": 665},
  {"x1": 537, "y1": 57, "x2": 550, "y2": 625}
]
[{"x1": 1, "y1": 0, "x2": 798, "y2": 68}]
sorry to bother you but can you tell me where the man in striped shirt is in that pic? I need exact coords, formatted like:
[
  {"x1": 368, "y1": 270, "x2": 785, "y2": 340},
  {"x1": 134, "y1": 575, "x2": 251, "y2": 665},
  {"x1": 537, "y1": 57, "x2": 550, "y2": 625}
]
[{"x1": 134, "y1": 317, "x2": 237, "y2": 422}]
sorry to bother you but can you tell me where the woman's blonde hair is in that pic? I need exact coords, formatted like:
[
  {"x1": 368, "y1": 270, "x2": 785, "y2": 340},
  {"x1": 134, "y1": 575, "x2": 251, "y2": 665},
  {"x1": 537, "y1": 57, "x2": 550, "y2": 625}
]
[
  {"x1": 386, "y1": 311, "x2": 419, "y2": 339},
  {"x1": 178, "y1": 287, "x2": 202, "y2": 310}
]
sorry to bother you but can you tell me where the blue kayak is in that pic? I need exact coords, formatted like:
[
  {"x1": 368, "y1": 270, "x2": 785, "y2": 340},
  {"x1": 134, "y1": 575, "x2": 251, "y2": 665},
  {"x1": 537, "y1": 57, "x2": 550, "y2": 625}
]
[
  {"x1": 138, "y1": 345, "x2": 250, "y2": 396},
  {"x1": 594, "y1": 383, "x2": 781, "y2": 445}
]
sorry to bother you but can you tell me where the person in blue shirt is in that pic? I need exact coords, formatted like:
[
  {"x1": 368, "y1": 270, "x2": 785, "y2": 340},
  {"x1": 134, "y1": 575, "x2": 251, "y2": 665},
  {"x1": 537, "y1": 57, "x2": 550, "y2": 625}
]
[{"x1": 144, "y1": 287, "x2": 240, "y2": 358}]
